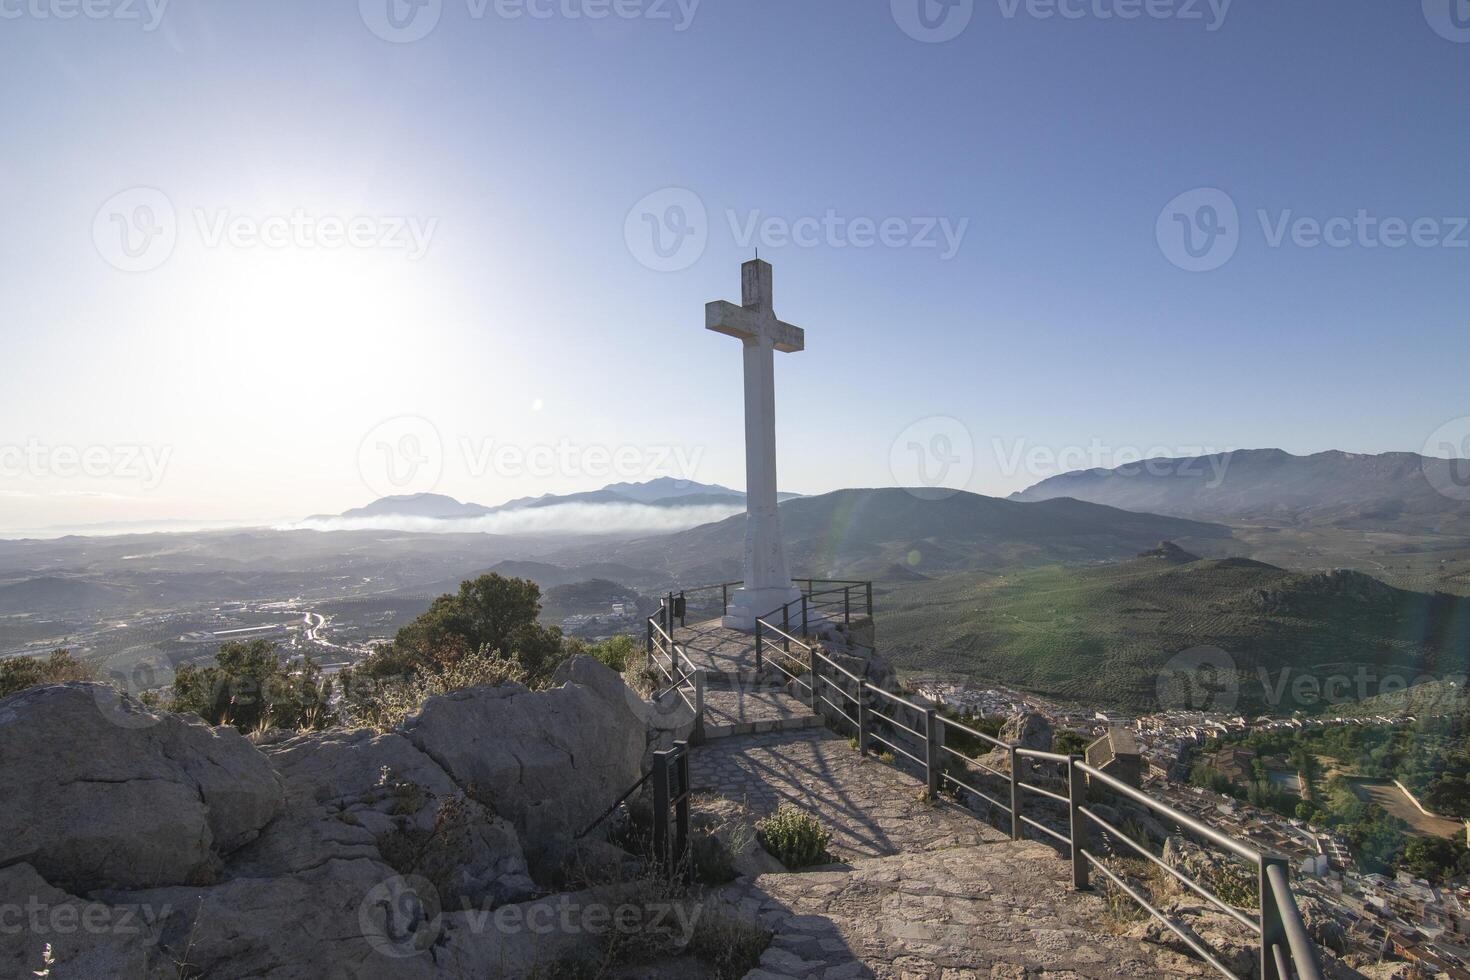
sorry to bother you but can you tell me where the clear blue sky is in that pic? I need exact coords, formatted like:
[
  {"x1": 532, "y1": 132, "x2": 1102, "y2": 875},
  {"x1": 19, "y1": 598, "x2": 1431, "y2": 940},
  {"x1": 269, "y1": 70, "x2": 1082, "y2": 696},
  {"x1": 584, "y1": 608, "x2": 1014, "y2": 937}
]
[{"x1": 2, "y1": 0, "x2": 1467, "y2": 529}]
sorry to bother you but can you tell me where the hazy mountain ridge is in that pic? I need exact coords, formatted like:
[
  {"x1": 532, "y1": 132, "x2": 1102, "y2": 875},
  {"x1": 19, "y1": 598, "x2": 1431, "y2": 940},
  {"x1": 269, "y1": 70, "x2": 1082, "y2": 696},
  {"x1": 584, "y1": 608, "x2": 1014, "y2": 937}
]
[
  {"x1": 1014, "y1": 448, "x2": 1470, "y2": 533},
  {"x1": 554, "y1": 487, "x2": 1233, "y2": 582}
]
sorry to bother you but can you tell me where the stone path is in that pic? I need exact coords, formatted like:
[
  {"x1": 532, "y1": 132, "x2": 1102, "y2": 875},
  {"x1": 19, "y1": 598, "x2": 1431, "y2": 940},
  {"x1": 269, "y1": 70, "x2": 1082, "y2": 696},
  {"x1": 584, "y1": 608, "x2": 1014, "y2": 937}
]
[
  {"x1": 702, "y1": 687, "x2": 822, "y2": 740},
  {"x1": 717, "y1": 845, "x2": 1216, "y2": 979},
  {"x1": 692, "y1": 729, "x2": 999, "y2": 860},
  {"x1": 680, "y1": 620, "x2": 768, "y2": 679}
]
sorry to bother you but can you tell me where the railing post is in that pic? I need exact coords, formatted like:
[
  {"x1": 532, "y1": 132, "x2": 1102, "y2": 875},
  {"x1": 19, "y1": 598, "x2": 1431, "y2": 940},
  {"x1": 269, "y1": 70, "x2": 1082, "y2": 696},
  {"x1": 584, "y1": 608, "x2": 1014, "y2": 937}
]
[
  {"x1": 674, "y1": 742, "x2": 691, "y2": 884},
  {"x1": 651, "y1": 747, "x2": 670, "y2": 871},
  {"x1": 808, "y1": 645, "x2": 820, "y2": 712},
  {"x1": 1068, "y1": 755, "x2": 1089, "y2": 891},
  {"x1": 678, "y1": 590, "x2": 686, "y2": 628},
  {"x1": 857, "y1": 680, "x2": 869, "y2": 756},
  {"x1": 782, "y1": 606, "x2": 790, "y2": 653},
  {"x1": 801, "y1": 594, "x2": 809, "y2": 637},
  {"x1": 924, "y1": 707, "x2": 941, "y2": 797},
  {"x1": 721, "y1": 582, "x2": 728, "y2": 613},
  {"x1": 693, "y1": 670, "x2": 706, "y2": 730},
  {"x1": 843, "y1": 587, "x2": 851, "y2": 626},
  {"x1": 645, "y1": 618, "x2": 653, "y2": 661},
  {"x1": 1260, "y1": 856, "x2": 1287, "y2": 980},
  {"x1": 1009, "y1": 744, "x2": 1023, "y2": 840},
  {"x1": 865, "y1": 581, "x2": 873, "y2": 618},
  {"x1": 755, "y1": 622, "x2": 764, "y2": 673}
]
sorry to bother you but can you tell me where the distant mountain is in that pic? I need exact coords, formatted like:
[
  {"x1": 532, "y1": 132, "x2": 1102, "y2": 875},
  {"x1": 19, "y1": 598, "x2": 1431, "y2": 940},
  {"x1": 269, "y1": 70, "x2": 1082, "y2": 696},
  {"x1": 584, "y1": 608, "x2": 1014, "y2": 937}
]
[
  {"x1": 323, "y1": 479, "x2": 796, "y2": 521},
  {"x1": 333, "y1": 493, "x2": 492, "y2": 520},
  {"x1": 1013, "y1": 449, "x2": 1470, "y2": 533},
  {"x1": 558, "y1": 487, "x2": 1232, "y2": 582},
  {"x1": 880, "y1": 552, "x2": 1470, "y2": 712}
]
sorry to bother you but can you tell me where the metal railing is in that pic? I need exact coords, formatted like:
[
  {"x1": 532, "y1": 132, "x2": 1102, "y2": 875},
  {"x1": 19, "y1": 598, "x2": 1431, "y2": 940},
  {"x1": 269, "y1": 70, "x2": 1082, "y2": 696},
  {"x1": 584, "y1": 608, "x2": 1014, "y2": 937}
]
[
  {"x1": 671, "y1": 579, "x2": 875, "y2": 633},
  {"x1": 751, "y1": 610, "x2": 1325, "y2": 980},
  {"x1": 577, "y1": 740, "x2": 692, "y2": 883},
  {"x1": 645, "y1": 610, "x2": 705, "y2": 731}
]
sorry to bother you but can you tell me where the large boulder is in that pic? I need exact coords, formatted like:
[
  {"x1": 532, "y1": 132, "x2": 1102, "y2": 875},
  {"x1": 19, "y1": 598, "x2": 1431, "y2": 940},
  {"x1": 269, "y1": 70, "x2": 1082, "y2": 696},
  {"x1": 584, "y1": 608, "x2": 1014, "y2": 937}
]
[
  {"x1": 401, "y1": 666, "x2": 645, "y2": 846},
  {"x1": 0, "y1": 683, "x2": 284, "y2": 891}
]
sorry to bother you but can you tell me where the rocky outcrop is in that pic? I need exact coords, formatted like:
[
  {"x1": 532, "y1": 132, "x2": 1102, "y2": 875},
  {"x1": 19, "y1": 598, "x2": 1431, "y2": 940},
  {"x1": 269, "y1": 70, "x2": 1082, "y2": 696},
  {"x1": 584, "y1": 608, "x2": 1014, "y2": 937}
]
[
  {"x1": 402, "y1": 659, "x2": 646, "y2": 845},
  {"x1": 0, "y1": 682, "x2": 284, "y2": 891},
  {"x1": 0, "y1": 664, "x2": 666, "y2": 979}
]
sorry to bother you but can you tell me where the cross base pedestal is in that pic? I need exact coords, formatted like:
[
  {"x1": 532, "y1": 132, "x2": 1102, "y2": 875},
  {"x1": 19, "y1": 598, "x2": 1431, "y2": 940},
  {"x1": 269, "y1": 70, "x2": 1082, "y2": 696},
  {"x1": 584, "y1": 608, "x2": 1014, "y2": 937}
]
[{"x1": 721, "y1": 585, "x2": 802, "y2": 632}]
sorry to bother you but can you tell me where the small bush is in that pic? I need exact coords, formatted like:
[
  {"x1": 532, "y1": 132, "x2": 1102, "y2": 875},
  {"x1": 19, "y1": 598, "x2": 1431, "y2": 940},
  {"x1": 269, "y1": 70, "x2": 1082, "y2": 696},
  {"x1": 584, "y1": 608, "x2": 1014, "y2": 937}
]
[
  {"x1": 341, "y1": 649, "x2": 526, "y2": 732},
  {"x1": 755, "y1": 804, "x2": 832, "y2": 868},
  {"x1": 688, "y1": 911, "x2": 772, "y2": 980},
  {"x1": 0, "y1": 649, "x2": 96, "y2": 699}
]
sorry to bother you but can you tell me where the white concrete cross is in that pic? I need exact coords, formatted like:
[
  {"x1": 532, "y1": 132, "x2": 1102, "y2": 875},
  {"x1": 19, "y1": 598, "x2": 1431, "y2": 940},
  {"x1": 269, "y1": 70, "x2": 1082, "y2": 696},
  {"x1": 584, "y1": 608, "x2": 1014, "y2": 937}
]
[{"x1": 706, "y1": 259, "x2": 804, "y2": 630}]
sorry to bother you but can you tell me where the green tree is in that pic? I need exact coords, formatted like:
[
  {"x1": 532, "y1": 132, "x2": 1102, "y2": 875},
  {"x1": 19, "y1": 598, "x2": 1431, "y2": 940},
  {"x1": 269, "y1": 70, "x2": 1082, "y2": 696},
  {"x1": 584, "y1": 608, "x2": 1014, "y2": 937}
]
[
  {"x1": 0, "y1": 649, "x2": 95, "y2": 698},
  {"x1": 169, "y1": 640, "x2": 335, "y2": 733}
]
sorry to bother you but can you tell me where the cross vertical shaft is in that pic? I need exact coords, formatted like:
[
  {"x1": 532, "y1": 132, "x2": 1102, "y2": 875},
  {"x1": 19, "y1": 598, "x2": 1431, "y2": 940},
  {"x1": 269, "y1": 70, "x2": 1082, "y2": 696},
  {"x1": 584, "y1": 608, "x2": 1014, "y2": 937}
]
[{"x1": 705, "y1": 258, "x2": 806, "y2": 630}]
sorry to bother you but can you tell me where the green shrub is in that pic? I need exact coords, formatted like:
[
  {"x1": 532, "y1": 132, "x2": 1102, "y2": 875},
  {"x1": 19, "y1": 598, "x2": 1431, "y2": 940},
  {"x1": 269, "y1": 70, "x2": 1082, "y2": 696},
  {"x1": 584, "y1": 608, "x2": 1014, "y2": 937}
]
[
  {"x1": 756, "y1": 804, "x2": 832, "y2": 868},
  {"x1": 340, "y1": 649, "x2": 526, "y2": 732},
  {"x1": 0, "y1": 650, "x2": 96, "y2": 698},
  {"x1": 168, "y1": 640, "x2": 337, "y2": 733}
]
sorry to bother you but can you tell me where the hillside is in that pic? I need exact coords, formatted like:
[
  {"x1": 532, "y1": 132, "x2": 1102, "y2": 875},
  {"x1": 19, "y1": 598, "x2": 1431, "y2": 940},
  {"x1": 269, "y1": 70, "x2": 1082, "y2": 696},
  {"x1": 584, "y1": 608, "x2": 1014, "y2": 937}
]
[
  {"x1": 1013, "y1": 449, "x2": 1470, "y2": 534},
  {"x1": 879, "y1": 550, "x2": 1470, "y2": 712},
  {"x1": 558, "y1": 487, "x2": 1233, "y2": 582}
]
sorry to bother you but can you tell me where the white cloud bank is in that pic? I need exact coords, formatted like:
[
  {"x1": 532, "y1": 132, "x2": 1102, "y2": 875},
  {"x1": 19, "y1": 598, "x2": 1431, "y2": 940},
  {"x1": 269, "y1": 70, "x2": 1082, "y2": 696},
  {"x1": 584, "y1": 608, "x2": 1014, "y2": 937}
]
[{"x1": 278, "y1": 501, "x2": 743, "y2": 536}]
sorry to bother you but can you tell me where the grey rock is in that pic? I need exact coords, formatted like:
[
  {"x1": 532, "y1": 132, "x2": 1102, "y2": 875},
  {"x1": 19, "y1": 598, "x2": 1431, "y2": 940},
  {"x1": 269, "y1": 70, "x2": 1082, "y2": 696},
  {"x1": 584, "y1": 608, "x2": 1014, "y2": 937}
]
[{"x1": 0, "y1": 683, "x2": 284, "y2": 891}]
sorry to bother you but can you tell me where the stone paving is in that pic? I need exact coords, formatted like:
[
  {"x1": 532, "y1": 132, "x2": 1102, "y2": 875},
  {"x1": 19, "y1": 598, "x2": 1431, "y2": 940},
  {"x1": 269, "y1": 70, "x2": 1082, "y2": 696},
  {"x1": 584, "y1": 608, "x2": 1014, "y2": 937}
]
[
  {"x1": 692, "y1": 729, "x2": 1000, "y2": 860},
  {"x1": 702, "y1": 687, "x2": 822, "y2": 739},
  {"x1": 679, "y1": 619, "x2": 769, "y2": 678},
  {"x1": 717, "y1": 844, "x2": 1216, "y2": 979}
]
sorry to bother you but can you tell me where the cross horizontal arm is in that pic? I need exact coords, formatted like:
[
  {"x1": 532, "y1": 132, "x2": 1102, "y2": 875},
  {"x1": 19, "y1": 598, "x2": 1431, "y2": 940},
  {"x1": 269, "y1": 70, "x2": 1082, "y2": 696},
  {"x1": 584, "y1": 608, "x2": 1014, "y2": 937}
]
[{"x1": 706, "y1": 301, "x2": 805, "y2": 353}]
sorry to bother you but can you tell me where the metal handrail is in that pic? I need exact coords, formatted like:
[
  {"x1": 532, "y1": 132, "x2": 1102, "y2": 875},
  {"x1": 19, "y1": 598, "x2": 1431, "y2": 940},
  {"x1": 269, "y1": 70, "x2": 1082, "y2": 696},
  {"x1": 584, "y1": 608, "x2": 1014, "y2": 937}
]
[
  {"x1": 938, "y1": 714, "x2": 1011, "y2": 751},
  {"x1": 1078, "y1": 762, "x2": 1261, "y2": 864},
  {"x1": 1267, "y1": 862, "x2": 1323, "y2": 980}
]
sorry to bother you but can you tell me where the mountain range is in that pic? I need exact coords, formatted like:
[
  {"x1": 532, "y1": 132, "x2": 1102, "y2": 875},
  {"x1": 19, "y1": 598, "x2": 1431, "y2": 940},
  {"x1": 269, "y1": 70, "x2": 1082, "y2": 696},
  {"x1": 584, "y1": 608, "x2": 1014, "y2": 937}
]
[
  {"x1": 325, "y1": 478, "x2": 801, "y2": 522},
  {"x1": 1013, "y1": 449, "x2": 1470, "y2": 533}
]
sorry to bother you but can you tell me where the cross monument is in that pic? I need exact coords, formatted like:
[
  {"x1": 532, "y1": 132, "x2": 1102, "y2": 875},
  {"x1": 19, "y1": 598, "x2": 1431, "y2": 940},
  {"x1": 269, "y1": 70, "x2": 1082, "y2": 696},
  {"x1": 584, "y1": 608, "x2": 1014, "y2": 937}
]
[{"x1": 707, "y1": 258, "x2": 804, "y2": 631}]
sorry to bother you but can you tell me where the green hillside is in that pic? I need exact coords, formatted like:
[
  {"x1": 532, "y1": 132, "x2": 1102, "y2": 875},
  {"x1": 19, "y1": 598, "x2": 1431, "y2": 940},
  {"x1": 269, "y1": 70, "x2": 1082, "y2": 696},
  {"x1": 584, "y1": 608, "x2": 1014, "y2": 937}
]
[{"x1": 879, "y1": 548, "x2": 1470, "y2": 712}]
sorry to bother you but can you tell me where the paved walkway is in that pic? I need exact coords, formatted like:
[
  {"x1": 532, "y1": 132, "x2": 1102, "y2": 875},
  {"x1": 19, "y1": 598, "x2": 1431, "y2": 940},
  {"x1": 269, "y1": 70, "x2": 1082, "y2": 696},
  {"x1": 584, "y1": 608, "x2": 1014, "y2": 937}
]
[
  {"x1": 702, "y1": 687, "x2": 822, "y2": 739},
  {"x1": 692, "y1": 729, "x2": 999, "y2": 860}
]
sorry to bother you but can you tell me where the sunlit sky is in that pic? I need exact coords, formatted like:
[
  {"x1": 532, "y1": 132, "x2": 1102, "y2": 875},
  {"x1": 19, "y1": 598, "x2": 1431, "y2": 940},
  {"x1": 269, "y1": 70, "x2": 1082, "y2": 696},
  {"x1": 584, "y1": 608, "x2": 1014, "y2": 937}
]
[{"x1": 2, "y1": 0, "x2": 1468, "y2": 532}]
